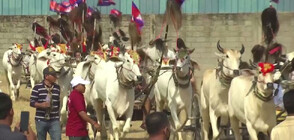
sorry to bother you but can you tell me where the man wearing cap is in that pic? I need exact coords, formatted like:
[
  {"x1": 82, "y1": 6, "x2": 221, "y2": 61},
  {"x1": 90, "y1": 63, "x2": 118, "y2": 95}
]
[
  {"x1": 30, "y1": 66, "x2": 61, "y2": 140},
  {"x1": 66, "y1": 76, "x2": 101, "y2": 140},
  {"x1": 271, "y1": 89, "x2": 294, "y2": 140}
]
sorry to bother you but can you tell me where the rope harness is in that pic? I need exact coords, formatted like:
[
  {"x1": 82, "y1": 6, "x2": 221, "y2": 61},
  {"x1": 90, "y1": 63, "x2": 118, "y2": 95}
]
[
  {"x1": 116, "y1": 65, "x2": 136, "y2": 89},
  {"x1": 246, "y1": 76, "x2": 274, "y2": 102},
  {"x1": 8, "y1": 52, "x2": 23, "y2": 67},
  {"x1": 172, "y1": 67, "x2": 192, "y2": 88},
  {"x1": 216, "y1": 59, "x2": 234, "y2": 88}
]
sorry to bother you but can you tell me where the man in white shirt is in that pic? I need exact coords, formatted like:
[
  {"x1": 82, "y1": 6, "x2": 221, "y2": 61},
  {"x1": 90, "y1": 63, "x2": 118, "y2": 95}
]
[{"x1": 271, "y1": 89, "x2": 294, "y2": 140}]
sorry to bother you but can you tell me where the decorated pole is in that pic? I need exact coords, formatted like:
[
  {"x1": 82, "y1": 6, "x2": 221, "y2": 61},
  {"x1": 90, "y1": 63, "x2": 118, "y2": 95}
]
[
  {"x1": 141, "y1": 25, "x2": 169, "y2": 109},
  {"x1": 91, "y1": 18, "x2": 97, "y2": 51}
]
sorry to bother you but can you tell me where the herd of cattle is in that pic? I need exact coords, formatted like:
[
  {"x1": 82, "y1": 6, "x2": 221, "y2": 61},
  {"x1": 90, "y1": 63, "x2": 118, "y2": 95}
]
[
  {"x1": 2, "y1": 9, "x2": 294, "y2": 140},
  {"x1": 1, "y1": 32, "x2": 197, "y2": 139},
  {"x1": 3, "y1": 33, "x2": 294, "y2": 140}
]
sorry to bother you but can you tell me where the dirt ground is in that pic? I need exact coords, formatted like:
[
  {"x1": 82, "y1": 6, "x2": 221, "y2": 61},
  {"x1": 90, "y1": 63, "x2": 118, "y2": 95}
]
[{"x1": 0, "y1": 75, "x2": 195, "y2": 140}]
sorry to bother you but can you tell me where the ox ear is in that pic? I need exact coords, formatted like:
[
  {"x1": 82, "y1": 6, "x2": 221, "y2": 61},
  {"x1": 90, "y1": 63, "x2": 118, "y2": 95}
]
[
  {"x1": 109, "y1": 57, "x2": 123, "y2": 62},
  {"x1": 214, "y1": 52, "x2": 226, "y2": 58},
  {"x1": 112, "y1": 32, "x2": 120, "y2": 40},
  {"x1": 190, "y1": 59, "x2": 200, "y2": 70},
  {"x1": 80, "y1": 61, "x2": 92, "y2": 75},
  {"x1": 188, "y1": 48, "x2": 195, "y2": 54},
  {"x1": 85, "y1": 55, "x2": 95, "y2": 62},
  {"x1": 9, "y1": 44, "x2": 15, "y2": 49},
  {"x1": 173, "y1": 48, "x2": 177, "y2": 53}
]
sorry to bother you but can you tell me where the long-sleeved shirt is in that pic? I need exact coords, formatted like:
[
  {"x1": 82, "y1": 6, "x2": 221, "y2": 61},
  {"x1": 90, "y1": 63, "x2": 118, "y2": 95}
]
[{"x1": 30, "y1": 81, "x2": 61, "y2": 121}]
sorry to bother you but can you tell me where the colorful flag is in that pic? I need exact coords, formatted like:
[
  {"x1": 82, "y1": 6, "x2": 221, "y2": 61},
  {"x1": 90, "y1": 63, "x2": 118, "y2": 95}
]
[
  {"x1": 50, "y1": 0, "x2": 58, "y2": 12},
  {"x1": 59, "y1": 1, "x2": 74, "y2": 13},
  {"x1": 61, "y1": 1, "x2": 71, "y2": 8},
  {"x1": 98, "y1": 0, "x2": 115, "y2": 6},
  {"x1": 50, "y1": 0, "x2": 92, "y2": 15},
  {"x1": 131, "y1": 1, "x2": 144, "y2": 34},
  {"x1": 110, "y1": 9, "x2": 122, "y2": 17},
  {"x1": 50, "y1": 0, "x2": 73, "y2": 13},
  {"x1": 87, "y1": 7, "x2": 94, "y2": 16}
]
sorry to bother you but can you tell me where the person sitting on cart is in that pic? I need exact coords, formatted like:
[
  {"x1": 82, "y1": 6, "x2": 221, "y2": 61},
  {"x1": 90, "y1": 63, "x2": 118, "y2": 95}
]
[{"x1": 271, "y1": 89, "x2": 294, "y2": 140}]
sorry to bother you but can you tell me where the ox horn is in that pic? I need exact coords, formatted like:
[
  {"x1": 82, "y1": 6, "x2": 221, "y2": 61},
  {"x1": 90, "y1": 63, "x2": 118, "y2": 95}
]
[
  {"x1": 249, "y1": 59, "x2": 257, "y2": 68},
  {"x1": 217, "y1": 40, "x2": 224, "y2": 53},
  {"x1": 240, "y1": 44, "x2": 245, "y2": 54}
]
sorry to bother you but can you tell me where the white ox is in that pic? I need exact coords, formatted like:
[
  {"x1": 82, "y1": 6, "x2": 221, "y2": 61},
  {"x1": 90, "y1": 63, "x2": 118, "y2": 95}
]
[
  {"x1": 29, "y1": 47, "x2": 67, "y2": 87},
  {"x1": 2, "y1": 44, "x2": 23, "y2": 100},
  {"x1": 76, "y1": 50, "x2": 142, "y2": 140},
  {"x1": 228, "y1": 68, "x2": 276, "y2": 140},
  {"x1": 153, "y1": 48, "x2": 198, "y2": 140},
  {"x1": 200, "y1": 41, "x2": 245, "y2": 140}
]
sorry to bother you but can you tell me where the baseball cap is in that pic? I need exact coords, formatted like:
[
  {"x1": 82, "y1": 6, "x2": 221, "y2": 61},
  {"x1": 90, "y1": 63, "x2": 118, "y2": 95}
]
[
  {"x1": 70, "y1": 76, "x2": 90, "y2": 87},
  {"x1": 43, "y1": 66, "x2": 57, "y2": 77}
]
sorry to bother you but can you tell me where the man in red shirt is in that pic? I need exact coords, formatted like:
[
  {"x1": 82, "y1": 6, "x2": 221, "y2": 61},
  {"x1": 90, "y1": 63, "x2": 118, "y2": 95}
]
[{"x1": 66, "y1": 76, "x2": 100, "y2": 140}]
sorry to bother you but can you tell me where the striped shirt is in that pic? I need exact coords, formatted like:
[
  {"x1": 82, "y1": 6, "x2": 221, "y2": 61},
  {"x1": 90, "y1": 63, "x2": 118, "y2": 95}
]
[{"x1": 30, "y1": 81, "x2": 61, "y2": 121}]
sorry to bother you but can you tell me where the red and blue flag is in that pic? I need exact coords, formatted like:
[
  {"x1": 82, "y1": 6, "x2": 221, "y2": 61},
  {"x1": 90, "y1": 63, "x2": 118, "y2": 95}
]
[
  {"x1": 50, "y1": 0, "x2": 75, "y2": 13},
  {"x1": 131, "y1": 1, "x2": 144, "y2": 34},
  {"x1": 110, "y1": 9, "x2": 122, "y2": 17},
  {"x1": 69, "y1": 0, "x2": 86, "y2": 5},
  {"x1": 98, "y1": 0, "x2": 115, "y2": 6},
  {"x1": 50, "y1": 0, "x2": 93, "y2": 15},
  {"x1": 87, "y1": 7, "x2": 94, "y2": 16}
]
